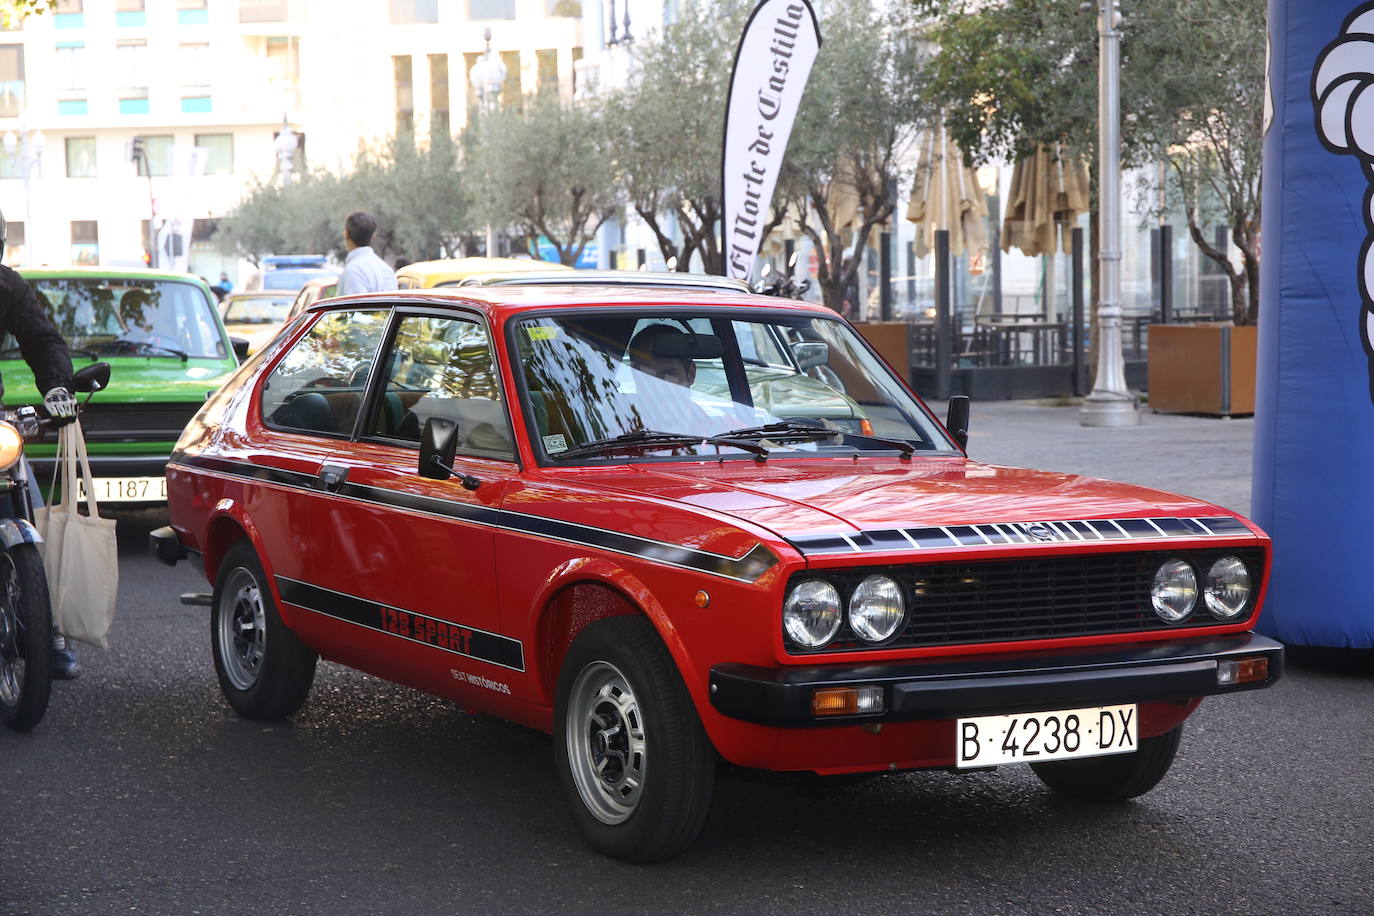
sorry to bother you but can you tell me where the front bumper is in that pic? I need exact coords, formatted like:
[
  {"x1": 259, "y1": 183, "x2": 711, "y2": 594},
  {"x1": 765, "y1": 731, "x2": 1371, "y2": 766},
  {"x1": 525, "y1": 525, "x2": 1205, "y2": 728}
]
[{"x1": 709, "y1": 632, "x2": 1283, "y2": 727}]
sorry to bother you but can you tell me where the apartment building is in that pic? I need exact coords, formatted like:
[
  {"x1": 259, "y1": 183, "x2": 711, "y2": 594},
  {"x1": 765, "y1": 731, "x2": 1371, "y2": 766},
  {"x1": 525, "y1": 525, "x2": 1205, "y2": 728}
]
[{"x1": 0, "y1": 0, "x2": 583, "y2": 280}]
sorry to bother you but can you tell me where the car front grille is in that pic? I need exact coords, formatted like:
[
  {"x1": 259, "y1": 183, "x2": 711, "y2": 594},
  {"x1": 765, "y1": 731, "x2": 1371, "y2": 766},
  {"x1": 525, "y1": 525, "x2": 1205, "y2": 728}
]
[
  {"x1": 69, "y1": 402, "x2": 203, "y2": 443},
  {"x1": 790, "y1": 547, "x2": 1266, "y2": 654}
]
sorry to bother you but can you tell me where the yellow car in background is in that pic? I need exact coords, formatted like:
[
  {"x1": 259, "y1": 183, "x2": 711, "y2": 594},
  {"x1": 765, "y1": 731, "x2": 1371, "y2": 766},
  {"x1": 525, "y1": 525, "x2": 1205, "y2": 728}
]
[
  {"x1": 219, "y1": 291, "x2": 295, "y2": 355},
  {"x1": 395, "y1": 257, "x2": 572, "y2": 290}
]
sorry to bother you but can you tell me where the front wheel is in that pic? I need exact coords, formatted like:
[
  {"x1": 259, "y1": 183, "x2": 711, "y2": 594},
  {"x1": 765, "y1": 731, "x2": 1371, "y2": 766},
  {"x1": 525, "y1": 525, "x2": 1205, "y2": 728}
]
[
  {"x1": 553, "y1": 615, "x2": 715, "y2": 862},
  {"x1": 211, "y1": 540, "x2": 317, "y2": 720},
  {"x1": 0, "y1": 544, "x2": 54, "y2": 731},
  {"x1": 1030, "y1": 724, "x2": 1183, "y2": 802}
]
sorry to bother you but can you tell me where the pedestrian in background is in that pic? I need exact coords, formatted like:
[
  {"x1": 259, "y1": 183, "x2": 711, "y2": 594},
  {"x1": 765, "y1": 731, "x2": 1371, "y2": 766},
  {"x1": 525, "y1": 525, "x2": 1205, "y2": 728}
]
[{"x1": 337, "y1": 211, "x2": 396, "y2": 296}]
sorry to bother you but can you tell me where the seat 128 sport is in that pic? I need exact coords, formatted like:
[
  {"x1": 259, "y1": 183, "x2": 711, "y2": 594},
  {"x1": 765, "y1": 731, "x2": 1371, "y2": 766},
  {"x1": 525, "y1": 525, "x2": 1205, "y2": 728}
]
[{"x1": 151, "y1": 283, "x2": 1282, "y2": 861}]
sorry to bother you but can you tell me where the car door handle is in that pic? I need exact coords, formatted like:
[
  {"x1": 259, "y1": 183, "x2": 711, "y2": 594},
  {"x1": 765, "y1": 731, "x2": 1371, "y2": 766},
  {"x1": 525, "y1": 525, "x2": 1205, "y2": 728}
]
[{"x1": 317, "y1": 464, "x2": 348, "y2": 493}]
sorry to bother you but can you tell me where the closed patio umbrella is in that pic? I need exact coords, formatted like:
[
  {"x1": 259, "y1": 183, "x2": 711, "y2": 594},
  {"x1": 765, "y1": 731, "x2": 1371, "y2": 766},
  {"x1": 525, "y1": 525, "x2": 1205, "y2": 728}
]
[
  {"x1": 906, "y1": 124, "x2": 989, "y2": 262},
  {"x1": 1000, "y1": 143, "x2": 1090, "y2": 257}
]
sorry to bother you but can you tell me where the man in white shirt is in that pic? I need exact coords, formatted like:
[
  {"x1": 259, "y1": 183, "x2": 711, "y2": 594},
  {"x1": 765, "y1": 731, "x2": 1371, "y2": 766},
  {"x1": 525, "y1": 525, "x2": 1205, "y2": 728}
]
[{"x1": 337, "y1": 211, "x2": 397, "y2": 295}]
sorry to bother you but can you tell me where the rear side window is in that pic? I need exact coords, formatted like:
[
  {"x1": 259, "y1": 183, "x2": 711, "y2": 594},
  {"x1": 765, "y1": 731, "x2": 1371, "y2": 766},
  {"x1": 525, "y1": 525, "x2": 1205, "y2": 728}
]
[
  {"x1": 260, "y1": 309, "x2": 389, "y2": 436},
  {"x1": 365, "y1": 314, "x2": 513, "y2": 459}
]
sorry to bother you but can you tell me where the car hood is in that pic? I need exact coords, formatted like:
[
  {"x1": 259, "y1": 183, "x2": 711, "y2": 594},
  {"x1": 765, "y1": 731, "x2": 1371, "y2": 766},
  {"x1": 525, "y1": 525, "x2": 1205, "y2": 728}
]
[
  {"x1": 565, "y1": 458, "x2": 1241, "y2": 545},
  {"x1": 0, "y1": 356, "x2": 237, "y2": 405}
]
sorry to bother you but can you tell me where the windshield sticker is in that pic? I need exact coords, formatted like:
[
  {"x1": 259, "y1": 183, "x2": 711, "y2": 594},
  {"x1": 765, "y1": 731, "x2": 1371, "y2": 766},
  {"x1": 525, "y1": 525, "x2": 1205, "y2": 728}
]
[
  {"x1": 526, "y1": 326, "x2": 559, "y2": 341},
  {"x1": 543, "y1": 433, "x2": 568, "y2": 453}
]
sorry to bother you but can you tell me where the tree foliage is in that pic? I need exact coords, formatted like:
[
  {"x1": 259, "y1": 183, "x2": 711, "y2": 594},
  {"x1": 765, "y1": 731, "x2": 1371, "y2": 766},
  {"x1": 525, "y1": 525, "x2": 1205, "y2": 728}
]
[
  {"x1": 215, "y1": 134, "x2": 468, "y2": 267},
  {"x1": 779, "y1": 0, "x2": 926, "y2": 314},
  {"x1": 465, "y1": 93, "x2": 618, "y2": 266},
  {"x1": 607, "y1": 0, "x2": 750, "y2": 273}
]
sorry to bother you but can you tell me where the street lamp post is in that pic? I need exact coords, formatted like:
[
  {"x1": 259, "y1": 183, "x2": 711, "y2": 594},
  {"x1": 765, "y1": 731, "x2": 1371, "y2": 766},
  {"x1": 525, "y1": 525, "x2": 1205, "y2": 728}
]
[
  {"x1": 1079, "y1": 0, "x2": 1139, "y2": 427},
  {"x1": 469, "y1": 28, "x2": 506, "y2": 258},
  {"x1": 2, "y1": 121, "x2": 45, "y2": 265}
]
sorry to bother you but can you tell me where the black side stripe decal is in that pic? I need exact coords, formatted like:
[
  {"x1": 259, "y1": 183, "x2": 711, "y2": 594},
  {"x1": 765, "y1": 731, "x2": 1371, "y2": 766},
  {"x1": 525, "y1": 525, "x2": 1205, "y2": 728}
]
[
  {"x1": 173, "y1": 456, "x2": 778, "y2": 583},
  {"x1": 786, "y1": 516, "x2": 1254, "y2": 556},
  {"x1": 276, "y1": 577, "x2": 525, "y2": 671}
]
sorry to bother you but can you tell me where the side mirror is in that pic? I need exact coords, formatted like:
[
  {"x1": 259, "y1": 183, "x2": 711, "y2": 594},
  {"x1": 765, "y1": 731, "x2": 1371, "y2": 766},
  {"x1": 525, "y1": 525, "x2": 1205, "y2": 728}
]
[
  {"x1": 72, "y1": 361, "x2": 111, "y2": 394},
  {"x1": 946, "y1": 395, "x2": 970, "y2": 451},
  {"x1": 229, "y1": 336, "x2": 250, "y2": 361},
  {"x1": 420, "y1": 417, "x2": 459, "y2": 481},
  {"x1": 791, "y1": 341, "x2": 829, "y2": 372}
]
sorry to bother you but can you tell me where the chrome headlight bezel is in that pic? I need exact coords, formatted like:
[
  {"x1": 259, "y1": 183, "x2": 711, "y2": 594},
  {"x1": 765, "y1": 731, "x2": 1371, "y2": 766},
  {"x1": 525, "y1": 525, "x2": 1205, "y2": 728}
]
[
  {"x1": 783, "y1": 579, "x2": 843, "y2": 649},
  {"x1": 1150, "y1": 558, "x2": 1198, "y2": 623},
  {"x1": 1204, "y1": 555, "x2": 1253, "y2": 619},
  {"x1": 847, "y1": 574, "x2": 906, "y2": 644}
]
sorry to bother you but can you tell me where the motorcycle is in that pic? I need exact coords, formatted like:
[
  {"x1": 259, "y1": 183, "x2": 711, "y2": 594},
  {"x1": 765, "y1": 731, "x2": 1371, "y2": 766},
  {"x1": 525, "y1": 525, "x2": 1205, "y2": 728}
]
[{"x1": 0, "y1": 361, "x2": 111, "y2": 731}]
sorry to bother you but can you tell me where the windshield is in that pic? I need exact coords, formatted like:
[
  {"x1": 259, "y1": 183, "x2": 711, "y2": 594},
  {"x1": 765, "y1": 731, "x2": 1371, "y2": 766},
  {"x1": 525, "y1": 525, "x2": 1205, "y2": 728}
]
[
  {"x1": 513, "y1": 310, "x2": 954, "y2": 463},
  {"x1": 223, "y1": 297, "x2": 292, "y2": 324},
  {"x1": 17, "y1": 278, "x2": 228, "y2": 359}
]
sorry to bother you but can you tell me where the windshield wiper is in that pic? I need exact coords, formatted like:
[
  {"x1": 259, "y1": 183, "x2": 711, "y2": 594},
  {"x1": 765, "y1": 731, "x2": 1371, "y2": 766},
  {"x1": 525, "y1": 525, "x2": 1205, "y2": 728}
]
[
  {"x1": 0, "y1": 345, "x2": 101, "y2": 361},
  {"x1": 550, "y1": 429, "x2": 709, "y2": 460},
  {"x1": 110, "y1": 339, "x2": 189, "y2": 362}
]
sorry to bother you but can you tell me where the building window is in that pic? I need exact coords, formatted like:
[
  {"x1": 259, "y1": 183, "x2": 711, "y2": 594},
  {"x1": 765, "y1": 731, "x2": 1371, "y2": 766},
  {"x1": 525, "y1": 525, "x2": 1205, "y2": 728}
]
[
  {"x1": 138, "y1": 134, "x2": 173, "y2": 176},
  {"x1": 469, "y1": 0, "x2": 515, "y2": 19},
  {"x1": 179, "y1": 42, "x2": 210, "y2": 88},
  {"x1": 65, "y1": 136, "x2": 96, "y2": 177},
  {"x1": 70, "y1": 220, "x2": 99, "y2": 266},
  {"x1": 394, "y1": 55, "x2": 413, "y2": 135},
  {"x1": 429, "y1": 53, "x2": 449, "y2": 137},
  {"x1": 117, "y1": 39, "x2": 148, "y2": 97},
  {"x1": 547, "y1": 0, "x2": 581, "y2": 16},
  {"x1": 195, "y1": 133, "x2": 232, "y2": 174},
  {"x1": 390, "y1": 0, "x2": 438, "y2": 23},
  {"x1": 55, "y1": 42, "x2": 86, "y2": 92},
  {"x1": 0, "y1": 44, "x2": 23, "y2": 117}
]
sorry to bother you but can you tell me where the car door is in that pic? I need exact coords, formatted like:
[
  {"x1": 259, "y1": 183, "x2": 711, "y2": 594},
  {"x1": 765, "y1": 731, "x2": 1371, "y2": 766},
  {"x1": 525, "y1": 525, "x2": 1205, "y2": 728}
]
[{"x1": 323, "y1": 307, "x2": 522, "y2": 687}]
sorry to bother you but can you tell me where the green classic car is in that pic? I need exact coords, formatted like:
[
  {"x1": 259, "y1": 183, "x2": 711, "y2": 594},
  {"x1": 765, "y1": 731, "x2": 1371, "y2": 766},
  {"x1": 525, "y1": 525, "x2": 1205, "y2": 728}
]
[{"x1": 2, "y1": 267, "x2": 239, "y2": 505}]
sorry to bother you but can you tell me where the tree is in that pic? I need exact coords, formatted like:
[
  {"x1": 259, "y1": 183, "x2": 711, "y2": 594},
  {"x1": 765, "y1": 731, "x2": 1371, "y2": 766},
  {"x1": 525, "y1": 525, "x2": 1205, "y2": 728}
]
[
  {"x1": 466, "y1": 93, "x2": 618, "y2": 266},
  {"x1": 215, "y1": 134, "x2": 469, "y2": 266},
  {"x1": 918, "y1": 0, "x2": 1266, "y2": 324},
  {"x1": 778, "y1": 0, "x2": 926, "y2": 314},
  {"x1": 608, "y1": 0, "x2": 750, "y2": 273}
]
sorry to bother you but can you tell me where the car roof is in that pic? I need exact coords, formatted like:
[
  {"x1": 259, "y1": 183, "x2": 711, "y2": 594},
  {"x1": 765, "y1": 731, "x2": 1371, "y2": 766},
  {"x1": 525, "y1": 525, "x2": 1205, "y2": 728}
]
[
  {"x1": 469, "y1": 269, "x2": 753, "y2": 294},
  {"x1": 308, "y1": 284, "x2": 833, "y2": 320},
  {"x1": 20, "y1": 265, "x2": 213, "y2": 285}
]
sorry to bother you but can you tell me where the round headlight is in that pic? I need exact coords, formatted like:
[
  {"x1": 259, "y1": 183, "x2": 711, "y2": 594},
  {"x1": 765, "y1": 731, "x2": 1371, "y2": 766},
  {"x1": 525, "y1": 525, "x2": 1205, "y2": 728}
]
[
  {"x1": 1204, "y1": 556, "x2": 1252, "y2": 619},
  {"x1": 783, "y1": 579, "x2": 842, "y2": 648},
  {"x1": 848, "y1": 575, "x2": 906, "y2": 643},
  {"x1": 0, "y1": 421, "x2": 22, "y2": 472},
  {"x1": 1151, "y1": 558, "x2": 1197, "y2": 622}
]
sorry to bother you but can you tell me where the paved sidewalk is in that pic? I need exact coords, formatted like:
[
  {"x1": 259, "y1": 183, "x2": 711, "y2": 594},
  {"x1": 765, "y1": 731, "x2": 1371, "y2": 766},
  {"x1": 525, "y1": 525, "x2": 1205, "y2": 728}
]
[{"x1": 931, "y1": 398, "x2": 1256, "y2": 517}]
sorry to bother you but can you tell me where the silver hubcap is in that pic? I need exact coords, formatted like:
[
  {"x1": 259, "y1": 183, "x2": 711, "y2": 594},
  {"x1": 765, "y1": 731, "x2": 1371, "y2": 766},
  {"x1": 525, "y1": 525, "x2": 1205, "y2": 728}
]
[
  {"x1": 0, "y1": 553, "x2": 26, "y2": 708},
  {"x1": 217, "y1": 568, "x2": 266, "y2": 691},
  {"x1": 565, "y1": 661, "x2": 647, "y2": 825}
]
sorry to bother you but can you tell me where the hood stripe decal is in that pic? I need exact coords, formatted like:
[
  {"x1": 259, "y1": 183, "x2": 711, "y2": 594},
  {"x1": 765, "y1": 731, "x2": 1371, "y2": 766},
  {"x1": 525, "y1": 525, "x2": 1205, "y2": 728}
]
[
  {"x1": 172, "y1": 455, "x2": 778, "y2": 583},
  {"x1": 786, "y1": 516, "x2": 1252, "y2": 556}
]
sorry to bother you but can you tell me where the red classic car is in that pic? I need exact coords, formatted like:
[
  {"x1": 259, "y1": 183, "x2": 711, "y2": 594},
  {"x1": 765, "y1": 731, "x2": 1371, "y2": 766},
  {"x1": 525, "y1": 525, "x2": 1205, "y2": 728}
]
[{"x1": 151, "y1": 286, "x2": 1282, "y2": 861}]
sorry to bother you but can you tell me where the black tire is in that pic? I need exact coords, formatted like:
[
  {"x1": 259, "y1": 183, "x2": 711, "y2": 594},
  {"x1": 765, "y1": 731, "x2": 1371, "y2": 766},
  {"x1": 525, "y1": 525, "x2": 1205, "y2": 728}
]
[
  {"x1": 211, "y1": 540, "x2": 317, "y2": 720},
  {"x1": 553, "y1": 615, "x2": 715, "y2": 862},
  {"x1": 1031, "y1": 724, "x2": 1183, "y2": 802},
  {"x1": 0, "y1": 544, "x2": 53, "y2": 732}
]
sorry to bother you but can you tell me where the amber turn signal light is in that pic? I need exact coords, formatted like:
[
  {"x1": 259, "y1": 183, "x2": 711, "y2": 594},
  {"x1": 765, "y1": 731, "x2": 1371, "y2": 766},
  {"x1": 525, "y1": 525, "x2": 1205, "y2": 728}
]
[
  {"x1": 1217, "y1": 656, "x2": 1269, "y2": 686},
  {"x1": 812, "y1": 685, "x2": 884, "y2": 717}
]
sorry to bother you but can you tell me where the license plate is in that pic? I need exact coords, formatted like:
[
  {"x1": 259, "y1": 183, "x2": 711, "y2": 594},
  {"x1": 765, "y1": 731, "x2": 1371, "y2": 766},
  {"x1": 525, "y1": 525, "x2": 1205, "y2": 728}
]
[
  {"x1": 956, "y1": 703, "x2": 1138, "y2": 768},
  {"x1": 75, "y1": 476, "x2": 168, "y2": 503}
]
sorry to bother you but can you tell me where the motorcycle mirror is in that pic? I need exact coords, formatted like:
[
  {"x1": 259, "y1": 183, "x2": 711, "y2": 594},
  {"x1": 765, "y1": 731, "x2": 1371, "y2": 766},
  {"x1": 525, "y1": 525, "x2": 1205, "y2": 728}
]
[{"x1": 72, "y1": 361, "x2": 111, "y2": 394}]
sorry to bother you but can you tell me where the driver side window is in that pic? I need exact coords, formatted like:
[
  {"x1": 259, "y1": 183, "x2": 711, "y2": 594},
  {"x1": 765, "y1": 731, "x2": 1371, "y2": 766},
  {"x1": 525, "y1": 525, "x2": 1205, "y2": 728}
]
[{"x1": 260, "y1": 309, "x2": 389, "y2": 436}]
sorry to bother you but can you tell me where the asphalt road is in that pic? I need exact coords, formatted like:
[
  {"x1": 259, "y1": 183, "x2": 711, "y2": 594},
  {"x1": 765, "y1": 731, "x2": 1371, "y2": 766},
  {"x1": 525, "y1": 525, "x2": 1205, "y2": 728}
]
[{"x1": 3, "y1": 403, "x2": 1372, "y2": 915}]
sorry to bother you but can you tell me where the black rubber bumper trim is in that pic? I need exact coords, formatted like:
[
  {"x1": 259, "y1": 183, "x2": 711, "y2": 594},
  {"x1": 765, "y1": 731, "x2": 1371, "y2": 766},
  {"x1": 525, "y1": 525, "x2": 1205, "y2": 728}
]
[
  {"x1": 708, "y1": 632, "x2": 1284, "y2": 726},
  {"x1": 149, "y1": 525, "x2": 188, "y2": 566}
]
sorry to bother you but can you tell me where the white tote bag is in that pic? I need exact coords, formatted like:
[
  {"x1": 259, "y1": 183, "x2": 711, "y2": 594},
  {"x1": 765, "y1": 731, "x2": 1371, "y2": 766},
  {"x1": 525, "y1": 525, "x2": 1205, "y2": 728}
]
[{"x1": 36, "y1": 420, "x2": 119, "y2": 649}]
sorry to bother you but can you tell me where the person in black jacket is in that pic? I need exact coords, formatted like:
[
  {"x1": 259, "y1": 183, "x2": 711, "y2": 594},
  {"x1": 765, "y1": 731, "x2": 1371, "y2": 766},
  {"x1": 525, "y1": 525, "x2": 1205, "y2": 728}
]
[{"x1": 0, "y1": 215, "x2": 80, "y2": 677}]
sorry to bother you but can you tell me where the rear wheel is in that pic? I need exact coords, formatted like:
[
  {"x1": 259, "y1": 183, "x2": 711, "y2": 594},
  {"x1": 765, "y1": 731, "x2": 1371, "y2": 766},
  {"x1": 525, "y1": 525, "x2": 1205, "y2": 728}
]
[
  {"x1": 0, "y1": 545, "x2": 53, "y2": 732},
  {"x1": 1031, "y1": 724, "x2": 1183, "y2": 801},
  {"x1": 553, "y1": 615, "x2": 715, "y2": 862},
  {"x1": 211, "y1": 540, "x2": 317, "y2": 720}
]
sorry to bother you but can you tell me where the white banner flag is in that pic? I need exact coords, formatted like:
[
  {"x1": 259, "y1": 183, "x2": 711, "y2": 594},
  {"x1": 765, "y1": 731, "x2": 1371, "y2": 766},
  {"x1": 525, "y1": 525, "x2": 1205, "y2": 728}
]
[{"x1": 720, "y1": 0, "x2": 821, "y2": 282}]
